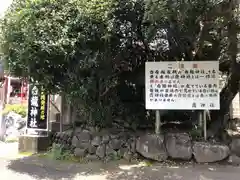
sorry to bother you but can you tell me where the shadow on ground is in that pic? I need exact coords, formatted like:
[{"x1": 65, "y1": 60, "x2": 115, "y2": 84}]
[
  {"x1": 6, "y1": 155, "x2": 240, "y2": 180},
  {"x1": 7, "y1": 155, "x2": 107, "y2": 180},
  {"x1": 105, "y1": 163, "x2": 240, "y2": 180}
]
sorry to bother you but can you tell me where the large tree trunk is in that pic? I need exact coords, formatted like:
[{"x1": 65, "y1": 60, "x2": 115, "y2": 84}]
[
  {"x1": 209, "y1": 73, "x2": 240, "y2": 136},
  {"x1": 208, "y1": 0, "x2": 240, "y2": 138}
]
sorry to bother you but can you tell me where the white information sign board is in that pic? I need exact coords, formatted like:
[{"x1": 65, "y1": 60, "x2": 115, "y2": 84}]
[{"x1": 145, "y1": 61, "x2": 220, "y2": 110}]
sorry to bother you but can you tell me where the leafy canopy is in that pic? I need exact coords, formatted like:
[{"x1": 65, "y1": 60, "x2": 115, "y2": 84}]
[{"x1": 1, "y1": 0, "x2": 231, "y2": 129}]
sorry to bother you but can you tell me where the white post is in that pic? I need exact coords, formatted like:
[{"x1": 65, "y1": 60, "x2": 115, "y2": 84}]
[
  {"x1": 203, "y1": 110, "x2": 207, "y2": 140},
  {"x1": 60, "y1": 95, "x2": 63, "y2": 133},
  {"x1": 198, "y1": 110, "x2": 203, "y2": 128},
  {"x1": 47, "y1": 95, "x2": 51, "y2": 136},
  {"x1": 155, "y1": 110, "x2": 161, "y2": 135}
]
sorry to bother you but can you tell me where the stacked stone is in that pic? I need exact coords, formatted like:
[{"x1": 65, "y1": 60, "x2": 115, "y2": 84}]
[
  {"x1": 70, "y1": 128, "x2": 136, "y2": 161},
  {"x1": 50, "y1": 129, "x2": 240, "y2": 164},
  {"x1": 51, "y1": 131, "x2": 72, "y2": 150}
]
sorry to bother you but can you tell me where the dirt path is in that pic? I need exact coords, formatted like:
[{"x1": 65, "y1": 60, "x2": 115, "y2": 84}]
[
  {"x1": 0, "y1": 142, "x2": 18, "y2": 158},
  {"x1": 1, "y1": 142, "x2": 240, "y2": 180}
]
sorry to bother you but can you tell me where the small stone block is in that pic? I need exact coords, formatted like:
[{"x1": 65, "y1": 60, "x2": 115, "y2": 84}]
[{"x1": 18, "y1": 135, "x2": 51, "y2": 153}]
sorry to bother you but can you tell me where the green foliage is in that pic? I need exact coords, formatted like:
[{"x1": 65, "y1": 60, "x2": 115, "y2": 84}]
[
  {"x1": 190, "y1": 126, "x2": 203, "y2": 141},
  {"x1": 45, "y1": 143, "x2": 78, "y2": 162},
  {"x1": 5, "y1": 137, "x2": 18, "y2": 143},
  {"x1": 3, "y1": 104, "x2": 27, "y2": 117}
]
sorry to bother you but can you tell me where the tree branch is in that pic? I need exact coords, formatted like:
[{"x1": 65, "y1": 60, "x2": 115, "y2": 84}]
[
  {"x1": 50, "y1": 98, "x2": 61, "y2": 113},
  {"x1": 205, "y1": 1, "x2": 232, "y2": 20},
  {"x1": 193, "y1": 20, "x2": 206, "y2": 59}
]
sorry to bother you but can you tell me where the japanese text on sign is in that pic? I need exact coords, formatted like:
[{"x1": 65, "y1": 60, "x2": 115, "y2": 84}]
[
  {"x1": 40, "y1": 92, "x2": 46, "y2": 121},
  {"x1": 29, "y1": 86, "x2": 39, "y2": 128},
  {"x1": 145, "y1": 61, "x2": 220, "y2": 110},
  {"x1": 27, "y1": 84, "x2": 48, "y2": 131}
]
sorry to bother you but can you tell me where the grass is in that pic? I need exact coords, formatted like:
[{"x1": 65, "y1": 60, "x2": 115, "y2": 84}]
[
  {"x1": 38, "y1": 151, "x2": 82, "y2": 163},
  {"x1": 5, "y1": 137, "x2": 18, "y2": 143},
  {"x1": 18, "y1": 151, "x2": 34, "y2": 156},
  {"x1": 140, "y1": 160, "x2": 153, "y2": 167},
  {"x1": 17, "y1": 151, "x2": 35, "y2": 158},
  {"x1": 37, "y1": 143, "x2": 85, "y2": 163}
]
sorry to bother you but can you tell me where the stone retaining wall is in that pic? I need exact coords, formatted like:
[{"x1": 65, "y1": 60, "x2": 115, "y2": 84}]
[{"x1": 50, "y1": 128, "x2": 240, "y2": 164}]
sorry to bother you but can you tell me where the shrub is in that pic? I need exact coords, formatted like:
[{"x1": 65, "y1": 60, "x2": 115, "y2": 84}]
[
  {"x1": 44, "y1": 143, "x2": 79, "y2": 162},
  {"x1": 3, "y1": 104, "x2": 27, "y2": 117}
]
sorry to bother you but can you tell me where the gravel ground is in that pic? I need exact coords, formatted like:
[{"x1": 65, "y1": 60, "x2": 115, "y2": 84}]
[{"x1": 1, "y1": 142, "x2": 240, "y2": 180}]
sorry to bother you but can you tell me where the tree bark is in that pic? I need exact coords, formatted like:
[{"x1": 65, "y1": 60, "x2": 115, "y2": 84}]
[
  {"x1": 209, "y1": 73, "x2": 240, "y2": 136},
  {"x1": 208, "y1": 0, "x2": 240, "y2": 138}
]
